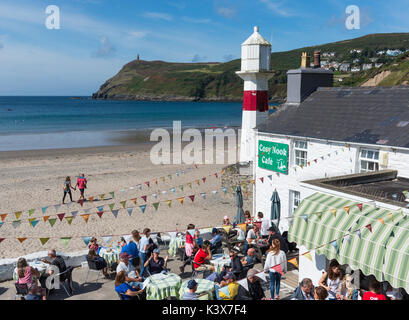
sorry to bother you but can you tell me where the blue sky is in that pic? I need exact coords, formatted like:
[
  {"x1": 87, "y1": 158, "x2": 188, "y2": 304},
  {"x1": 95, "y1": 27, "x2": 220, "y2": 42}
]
[{"x1": 0, "y1": 0, "x2": 408, "y2": 95}]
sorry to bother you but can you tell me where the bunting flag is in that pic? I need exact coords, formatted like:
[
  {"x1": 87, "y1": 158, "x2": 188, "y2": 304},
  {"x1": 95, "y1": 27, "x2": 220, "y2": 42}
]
[
  {"x1": 214, "y1": 173, "x2": 218, "y2": 179},
  {"x1": 177, "y1": 197, "x2": 184, "y2": 205},
  {"x1": 200, "y1": 192, "x2": 206, "y2": 200},
  {"x1": 202, "y1": 177, "x2": 206, "y2": 183},
  {"x1": 179, "y1": 185, "x2": 184, "y2": 191},
  {"x1": 100, "y1": 194, "x2": 105, "y2": 201},
  {"x1": 152, "y1": 202, "x2": 160, "y2": 211},
  {"x1": 145, "y1": 181, "x2": 150, "y2": 188},
  {"x1": 118, "y1": 201, "x2": 125, "y2": 209},
  {"x1": 131, "y1": 198, "x2": 137, "y2": 205},
  {"x1": 139, "y1": 205, "x2": 147, "y2": 213},
  {"x1": 18, "y1": 238, "x2": 27, "y2": 244},
  {"x1": 168, "y1": 175, "x2": 172, "y2": 180},
  {"x1": 111, "y1": 210, "x2": 119, "y2": 218},
  {"x1": 355, "y1": 229, "x2": 361, "y2": 238},
  {"x1": 162, "y1": 191, "x2": 167, "y2": 195},
  {"x1": 61, "y1": 237, "x2": 71, "y2": 248},
  {"x1": 54, "y1": 205, "x2": 61, "y2": 212},
  {"x1": 110, "y1": 192, "x2": 115, "y2": 198},
  {"x1": 344, "y1": 234, "x2": 351, "y2": 243},
  {"x1": 57, "y1": 213, "x2": 65, "y2": 221},
  {"x1": 29, "y1": 219, "x2": 39, "y2": 228},
  {"x1": 127, "y1": 208, "x2": 133, "y2": 216},
  {"x1": 65, "y1": 217, "x2": 74, "y2": 225},
  {"x1": 40, "y1": 238, "x2": 50, "y2": 246},
  {"x1": 388, "y1": 213, "x2": 394, "y2": 222},
  {"x1": 175, "y1": 172, "x2": 179, "y2": 177},
  {"x1": 13, "y1": 220, "x2": 21, "y2": 229},
  {"x1": 378, "y1": 218, "x2": 385, "y2": 225},
  {"x1": 97, "y1": 205, "x2": 104, "y2": 212},
  {"x1": 365, "y1": 224, "x2": 372, "y2": 233},
  {"x1": 237, "y1": 278, "x2": 249, "y2": 292},
  {"x1": 161, "y1": 177, "x2": 165, "y2": 183},
  {"x1": 329, "y1": 240, "x2": 338, "y2": 252},
  {"x1": 15, "y1": 211, "x2": 22, "y2": 219},
  {"x1": 102, "y1": 236, "x2": 112, "y2": 245},
  {"x1": 97, "y1": 211, "x2": 104, "y2": 218},
  {"x1": 82, "y1": 236, "x2": 92, "y2": 246},
  {"x1": 0, "y1": 238, "x2": 4, "y2": 244},
  {"x1": 78, "y1": 199, "x2": 85, "y2": 207},
  {"x1": 260, "y1": 177, "x2": 264, "y2": 183},
  {"x1": 231, "y1": 186, "x2": 237, "y2": 192},
  {"x1": 28, "y1": 209, "x2": 35, "y2": 216},
  {"x1": 251, "y1": 180, "x2": 255, "y2": 185},
  {"x1": 137, "y1": 184, "x2": 142, "y2": 190},
  {"x1": 1, "y1": 214, "x2": 7, "y2": 221},
  {"x1": 48, "y1": 218, "x2": 57, "y2": 227},
  {"x1": 89, "y1": 196, "x2": 94, "y2": 203},
  {"x1": 195, "y1": 179, "x2": 200, "y2": 186},
  {"x1": 357, "y1": 203, "x2": 363, "y2": 212},
  {"x1": 0, "y1": 222, "x2": 3, "y2": 228},
  {"x1": 314, "y1": 159, "x2": 318, "y2": 163},
  {"x1": 70, "y1": 210, "x2": 78, "y2": 217},
  {"x1": 41, "y1": 207, "x2": 48, "y2": 214},
  {"x1": 108, "y1": 203, "x2": 115, "y2": 211},
  {"x1": 66, "y1": 202, "x2": 72, "y2": 208},
  {"x1": 212, "y1": 190, "x2": 218, "y2": 195},
  {"x1": 303, "y1": 251, "x2": 313, "y2": 261},
  {"x1": 331, "y1": 209, "x2": 337, "y2": 217},
  {"x1": 165, "y1": 200, "x2": 172, "y2": 208},
  {"x1": 222, "y1": 187, "x2": 227, "y2": 194},
  {"x1": 270, "y1": 264, "x2": 283, "y2": 275},
  {"x1": 142, "y1": 195, "x2": 147, "y2": 202},
  {"x1": 301, "y1": 214, "x2": 308, "y2": 223},
  {"x1": 129, "y1": 187, "x2": 134, "y2": 190},
  {"x1": 43, "y1": 216, "x2": 50, "y2": 223},
  {"x1": 84, "y1": 208, "x2": 91, "y2": 214},
  {"x1": 81, "y1": 214, "x2": 90, "y2": 223},
  {"x1": 288, "y1": 257, "x2": 299, "y2": 269},
  {"x1": 171, "y1": 188, "x2": 176, "y2": 193},
  {"x1": 152, "y1": 193, "x2": 158, "y2": 199},
  {"x1": 267, "y1": 175, "x2": 272, "y2": 181},
  {"x1": 181, "y1": 170, "x2": 186, "y2": 174},
  {"x1": 189, "y1": 195, "x2": 195, "y2": 202},
  {"x1": 188, "y1": 182, "x2": 192, "y2": 189},
  {"x1": 344, "y1": 206, "x2": 350, "y2": 214}
]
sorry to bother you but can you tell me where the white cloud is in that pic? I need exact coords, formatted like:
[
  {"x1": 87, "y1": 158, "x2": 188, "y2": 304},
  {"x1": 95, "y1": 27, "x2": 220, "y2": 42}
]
[
  {"x1": 216, "y1": 7, "x2": 236, "y2": 19},
  {"x1": 182, "y1": 16, "x2": 212, "y2": 24},
  {"x1": 192, "y1": 54, "x2": 208, "y2": 62},
  {"x1": 259, "y1": 0, "x2": 294, "y2": 17},
  {"x1": 143, "y1": 12, "x2": 173, "y2": 21},
  {"x1": 127, "y1": 31, "x2": 148, "y2": 39},
  {"x1": 92, "y1": 35, "x2": 116, "y2": 58}
]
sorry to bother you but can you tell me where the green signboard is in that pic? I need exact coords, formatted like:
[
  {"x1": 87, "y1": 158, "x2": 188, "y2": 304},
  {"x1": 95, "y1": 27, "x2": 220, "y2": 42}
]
[{"x1": 258, "y1": 140, "x2": 289, "y2": 174}]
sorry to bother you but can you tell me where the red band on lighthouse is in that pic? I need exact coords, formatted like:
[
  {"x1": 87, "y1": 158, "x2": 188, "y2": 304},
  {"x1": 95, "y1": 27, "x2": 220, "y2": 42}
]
[{"x1": 243, "y1": 90, "x2": 268, "y2": 112}]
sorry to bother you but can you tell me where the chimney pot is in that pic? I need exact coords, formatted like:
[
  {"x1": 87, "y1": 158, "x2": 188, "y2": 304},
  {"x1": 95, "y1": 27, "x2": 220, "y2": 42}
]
[{"x1": 314, "y1": 51, "x2": 321, "y2": 69}]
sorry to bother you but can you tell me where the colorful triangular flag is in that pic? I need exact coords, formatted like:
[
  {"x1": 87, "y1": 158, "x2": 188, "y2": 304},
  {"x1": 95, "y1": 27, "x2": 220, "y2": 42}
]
[
  {"x1": 40, "y1": 238, "x2": 50, "y2": 246},
  {"x1": 28, "y1": 209, "x2": 35, "y2": 216},
  {"x1": 65, "y1": 217, "x2": 74, "y2": 225},
  {"x1": 142, "y1": 195, "x2": 147, "y2": 202},
  {"x1": 152, "y1": 202, "x2": 160, "y2": 211},
  {"x1": 303, "y1": 251, "x2": 313, "y2": 261},
  {"x1": 131, "y1": 198, "x2": 137, "y2": 205},
  {"x1": 48, "y1": 218, "x2": 57, "y2": 227},
  {"x1": 82, "y1": 236, "x2": 92, "y2": 246},
  {"x1": 288, "y1": 258, "x2": 299, "y2": 269},
  {"x1": 127, "y1": 208, "x2": 133, "y2": 216},
  {"x1": 97, "y1": 211, "x2": 104, "y2": 218},
  {"x1": 357, "y1": 203, "x2": 363, "y2": 212},
  {"x1": 189, "y1": 195, "x2": 195, "y2": 202},
  {"x1": 111, "y1": 209, "x2": 119, "y2": 218},
  {"x1": 365, "y1": 224, "x2": 372, "y2": 233},
  {"x1": 15, "y1": 211, "x2": 22, "y2": 219},
  {"x1": 17, "y1": 237, "x2": 27, "y2": 244},
  {"x1": 41, "y1": 207, "x2": 48, "y2": 214},
  {"x1": 81, "y1": 214, "x2": 90, "y2": 223},
  {"x1": 110, "y1": 192, "x2": 115, "y2": 199},
  {"x1": 12, "y1": 220, "x2": 21, "y2": 229},
  {"x1": 139, "y1": 205, "x2": 147, "y2": 213},
  {"x1": 177, "y1": 197, "x2": 184, "y2": 205},
  {"x1": 57, "y1": 213, "x2": 65, "y2": 221},
  {"x1": 60, "y1": 237, "x2": 71, "y2": 248},
  {"x1": 344, "y1": 206, "x2": 350, "y2": 214},
  {"x1": 43, "y1": 216, "x2": 50, "y2": 222}
]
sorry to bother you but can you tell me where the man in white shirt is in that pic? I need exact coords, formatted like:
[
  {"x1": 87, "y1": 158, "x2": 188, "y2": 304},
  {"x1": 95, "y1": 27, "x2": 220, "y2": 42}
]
[{"x1": 116, "y1": 253, "x2": 144, "y2": 290}]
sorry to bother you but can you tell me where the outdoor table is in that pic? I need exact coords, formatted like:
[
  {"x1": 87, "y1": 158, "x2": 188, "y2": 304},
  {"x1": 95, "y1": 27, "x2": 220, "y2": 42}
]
[
  {"x1": 13, "y1": 260, "x2": 48, "y2": 281},
  {"x1": 210, "y1": 253, "x2": 231, "y2": 274},
  {"x1": 143, "y1": 272, "x2": 182, "y2": 300},
  {"x1": 179, "y1": 278, "x2": 215, "y2": 300},
  {"x1": 168, "y1": 235, "x2": 185, "y2": 257},
  {"x1": 98, "y1": 247, "x2": 120, "y2": 266}
]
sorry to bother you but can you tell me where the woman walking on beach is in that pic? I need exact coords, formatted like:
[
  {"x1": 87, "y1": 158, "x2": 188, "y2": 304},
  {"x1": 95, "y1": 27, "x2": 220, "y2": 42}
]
[
  {"x1": 62, "y1": 176, "x2": 75, "y2": 204},
  {"x1": 76, "y1": 173, "x2": 87, "y2": 201}
]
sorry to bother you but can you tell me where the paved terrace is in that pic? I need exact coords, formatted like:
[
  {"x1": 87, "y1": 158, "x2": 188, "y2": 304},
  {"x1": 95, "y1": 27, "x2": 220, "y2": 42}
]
[{"x1": 0, "y1": 254, "x2": 299, "y2": 300}]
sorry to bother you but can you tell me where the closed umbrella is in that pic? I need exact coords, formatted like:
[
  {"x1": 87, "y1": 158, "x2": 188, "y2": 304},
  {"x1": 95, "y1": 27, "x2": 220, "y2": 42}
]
[
  {"x1": 235, "y1": 186, "x2": 245, "y2": 224},
  {"x1": 271, "y1": 189, "x2": 281, "y2": 231}
]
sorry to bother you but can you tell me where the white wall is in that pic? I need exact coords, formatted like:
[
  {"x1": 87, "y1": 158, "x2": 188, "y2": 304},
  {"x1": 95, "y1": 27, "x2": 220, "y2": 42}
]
[{"x1": 254, "y1": 132, "x2": 409, "y2": 233}]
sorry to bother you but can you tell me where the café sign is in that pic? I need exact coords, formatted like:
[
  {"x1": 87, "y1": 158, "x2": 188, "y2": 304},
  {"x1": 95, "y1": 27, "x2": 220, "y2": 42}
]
[{"x1": 258, "y1": 140, "x2": 289, "y2": 174}]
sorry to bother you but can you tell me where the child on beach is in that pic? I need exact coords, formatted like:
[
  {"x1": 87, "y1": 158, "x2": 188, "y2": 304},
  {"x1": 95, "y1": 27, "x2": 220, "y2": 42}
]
[
  {"x1": 76, "y1": 173, "x2": 87, "y2": 201},
  {"x1": 62, "y1": 176, "x2": 76, "y2": 204}
]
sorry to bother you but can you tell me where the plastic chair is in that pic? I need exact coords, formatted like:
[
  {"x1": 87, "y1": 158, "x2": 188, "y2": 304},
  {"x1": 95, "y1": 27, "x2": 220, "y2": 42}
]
[
  {"x1": 14, "y1": 283, "x2": 29, "y2": 300},
  {"x1": 51, "y1": 266, "x2": 74, "y2": 297},
  {"x1": 84, "y1": 259, "x2": 102, "y2": 284},
  {"x1": 190, "y1": 260, "x2": 207, "y2": 279}
]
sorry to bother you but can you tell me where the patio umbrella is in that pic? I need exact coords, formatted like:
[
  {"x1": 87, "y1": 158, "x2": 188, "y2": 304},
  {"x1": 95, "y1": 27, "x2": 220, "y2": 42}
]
[
  {"x1": 235, "y1": 186, "x2": 245, "y2": 224},
  {"x1": 271, "y1": 189, "x2": 281, "y2": 231}
]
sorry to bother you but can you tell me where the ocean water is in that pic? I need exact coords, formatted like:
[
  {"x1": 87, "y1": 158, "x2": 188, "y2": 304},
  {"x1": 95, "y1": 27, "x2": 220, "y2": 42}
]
[{"x1": 0, "y1": 97, "x2": 244, "y2": 151}]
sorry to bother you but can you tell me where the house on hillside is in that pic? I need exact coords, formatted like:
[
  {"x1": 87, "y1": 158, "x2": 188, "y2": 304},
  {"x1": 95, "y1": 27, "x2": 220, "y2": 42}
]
[
  {"x1": 339, "y1": 63, "x2": 350, "y2": 72},
  {"x1": 375, "y1": 63, "x2": 384, "y2": 68},
  {"x1": 362, "y1": 63, "x2": 373, "y2": 71},
  {"x1": 387, "y1": 49, "x2": 403, "y2": 57},
  {"x1": 351, "y1": 66, "x2": 361, "y2": 72}
]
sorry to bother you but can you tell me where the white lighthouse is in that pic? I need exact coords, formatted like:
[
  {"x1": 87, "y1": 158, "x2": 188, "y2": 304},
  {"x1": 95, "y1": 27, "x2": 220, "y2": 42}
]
[{"x1": 236, "y1": 26, "x2": 273, "y2": 163}]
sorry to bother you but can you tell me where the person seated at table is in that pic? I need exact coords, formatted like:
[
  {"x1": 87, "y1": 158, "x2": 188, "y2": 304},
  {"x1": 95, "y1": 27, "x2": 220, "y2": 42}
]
[
  {"x1": 87, "y1": 248, "x2": 110, "y2": 278},
  {"x1": 264, "y1": 227, "x2": 288, "y2": 255},
  {"x1": 314, "y1": 286, "x2": 329, "y2": 300},
  {"x1": 216, "y1": 272, "x2": 239, "y2": 300},
  {"x1": 88, "y1": 237, "x2": 99, "y2": 252},
  {"x1": 222, "y1": 216, "x2": 232, "y2": 226},
  {"x1": 178, "y1": 224, "x2": 196, "y2": 261},
  {"x1": 25, "y1": 283, "x2": 47, "y2": 300},
  {"x1": 40, "y1": 249, "x2": 67, "y2": 293},
  {"x1": 244, "y1": 211, "x2": 253, "y2": 225},
  {"x1": 290, "y1": 278, "x2": 315, "y2": 300},
  {"x1": 194, "y1": 229, "x2": 203, "y2": 247},
  {"x1": 254, "y1": 212, "x2": 271, "y2": 239},
  {"x1": 144, "y1": 249, "x2": 168, "y2": 275},
  {"x1": 362, "y1": 279, "x2": 387, "y2": 300},
  {"x1": 241, "y1": 248, "x2": 256, "y2": 270},
  {"x1": 179, "y1": 245, "x2": 199, "y2": 275},
  {"x1": 221, "y1": 251, "x2": 243, "y2": 279},
  {"x1": 243, "y1": 225, "x2": 261, "y2": 255},
  {"x1": 115, "y1": 271, "x2": 143, "y2": 300},
  {"x1": 139, "y1": 228, "x2": 154, "y2": 278},
  {"x1": 209, "y1": 228, "x2": 222, "y2": 253},
  {"x1": 16, "y1": 258, "x2": 46, "y2": 300},
  {"x1": 236, "y1": 268, "x2": 266, "y2": 300},
  {"x1": 121, "y1": 230, "x2": 140, "y2": 268},
  {"x1": 116, "y1": 253, "x2": 144, "y2": 290},
  {"x1": 193, "y1": 241, "x2": 215, "y2": 273},
  {"x1": 182, "y1": 279, "x2": 199, "y2": 300}
]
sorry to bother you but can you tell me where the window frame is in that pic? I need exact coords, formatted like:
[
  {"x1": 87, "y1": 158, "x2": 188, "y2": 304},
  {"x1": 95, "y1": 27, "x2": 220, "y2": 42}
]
[
  {"x1": 294, "y1": 140, "x2": 308, "y2": 167},
  {"x1": 289, "y1": 190, "x2": 301, "y2": 217},
  {"x1": 359, "y1": 148, "x2": 380, "y2": 173}
]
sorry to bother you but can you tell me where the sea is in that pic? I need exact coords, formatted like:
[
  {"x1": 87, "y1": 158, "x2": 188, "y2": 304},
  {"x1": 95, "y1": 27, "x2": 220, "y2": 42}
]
[{"x1": 0, "y1": 97, "x2": 246, "y2": 151}]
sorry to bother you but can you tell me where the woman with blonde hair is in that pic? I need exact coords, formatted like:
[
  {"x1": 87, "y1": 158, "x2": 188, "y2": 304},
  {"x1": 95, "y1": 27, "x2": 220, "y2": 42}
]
[
  {"x1": 263, "y1": 239, "x2": 287, "y2": 300},
  {"x1": 338, "y1": 273, "x2": 359, "y2": 300}
]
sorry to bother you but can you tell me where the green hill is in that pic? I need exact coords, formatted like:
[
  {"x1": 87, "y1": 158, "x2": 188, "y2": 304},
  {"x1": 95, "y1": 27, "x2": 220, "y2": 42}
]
[{"x1": 92, "y1": 33, "x2": 409, "y2": 101}]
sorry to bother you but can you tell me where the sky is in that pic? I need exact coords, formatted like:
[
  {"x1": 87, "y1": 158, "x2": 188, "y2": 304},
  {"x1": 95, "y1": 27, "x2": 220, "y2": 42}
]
[{"x1": 0, "y1": 0, "x2": 408, "y2": 95}]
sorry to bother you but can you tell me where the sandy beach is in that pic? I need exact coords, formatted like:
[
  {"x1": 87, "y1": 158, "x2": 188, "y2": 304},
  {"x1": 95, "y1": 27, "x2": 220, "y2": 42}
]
[{"x1": 0, "y1": 140, "x2": 251, "y2": 259}]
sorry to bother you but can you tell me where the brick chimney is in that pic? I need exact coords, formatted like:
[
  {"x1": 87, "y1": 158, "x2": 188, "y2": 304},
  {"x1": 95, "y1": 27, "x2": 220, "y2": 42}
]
[
  {"x1": 314, "y1": 51, "x2": 321, "y2": 69},
  {"x1": 286, "y1": 52, "x2": 333, "y2": 104}
]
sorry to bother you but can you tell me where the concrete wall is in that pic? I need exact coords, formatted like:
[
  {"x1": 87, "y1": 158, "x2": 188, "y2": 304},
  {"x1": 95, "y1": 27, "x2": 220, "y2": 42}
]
[
  {"x1": 254, "y1": 132, "x2": 409, "y2": 233},
  {"x1": 0, "y1": 250, "x2": 88, "y2": 282}
]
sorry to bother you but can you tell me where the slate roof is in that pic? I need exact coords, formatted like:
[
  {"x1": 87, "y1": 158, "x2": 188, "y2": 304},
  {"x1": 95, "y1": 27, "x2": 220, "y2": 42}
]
[{"x1": 257, "y1": 86, "x2": 409, "y2": 148}]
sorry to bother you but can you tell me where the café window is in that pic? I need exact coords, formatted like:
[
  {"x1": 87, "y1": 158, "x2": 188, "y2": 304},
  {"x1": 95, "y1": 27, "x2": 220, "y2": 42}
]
[
  {"x1": 289, "y1": 190, "x2": 301, "y2": 216},
  {"x1": 360, "y1": 149, "x2": 379, "y2": 173},
  {"x1": 294, "y1": 140, "x2": 308, "y2": 166}
]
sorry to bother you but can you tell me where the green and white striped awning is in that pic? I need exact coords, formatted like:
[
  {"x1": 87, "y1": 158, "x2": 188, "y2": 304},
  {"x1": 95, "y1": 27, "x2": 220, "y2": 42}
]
[{"x1": 289, "y1": 192, "x2": 409, "y2": 291}]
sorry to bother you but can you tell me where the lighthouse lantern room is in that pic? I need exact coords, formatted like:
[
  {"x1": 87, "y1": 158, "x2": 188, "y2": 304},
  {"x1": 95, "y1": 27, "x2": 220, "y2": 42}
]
[{"x1": 236, "y1": 26, "x2": 273, "y2": 163}]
